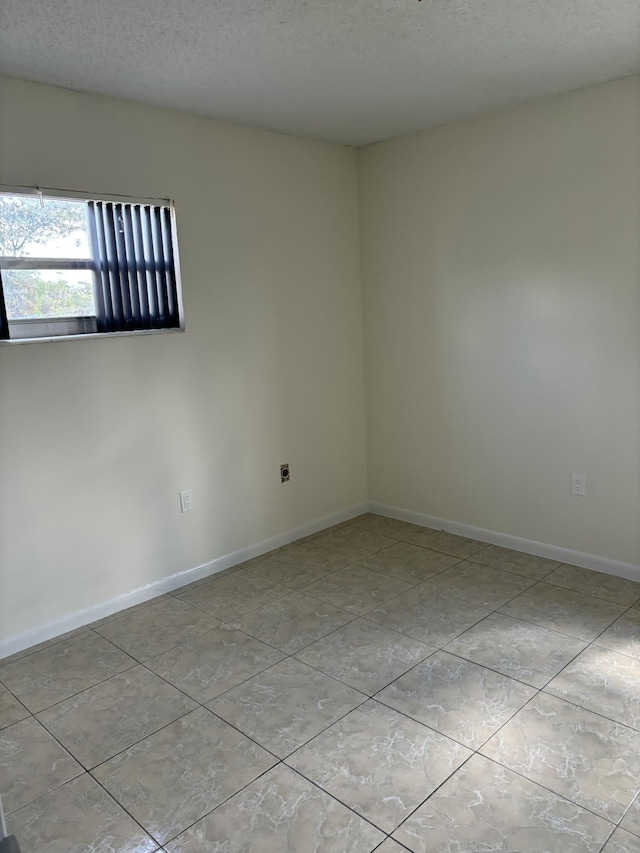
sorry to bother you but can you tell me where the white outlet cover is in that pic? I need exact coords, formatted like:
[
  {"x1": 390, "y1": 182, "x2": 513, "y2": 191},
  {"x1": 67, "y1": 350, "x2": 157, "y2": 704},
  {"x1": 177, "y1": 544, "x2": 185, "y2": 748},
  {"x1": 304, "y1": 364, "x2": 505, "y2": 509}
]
[{"x1": 571, "y1": 474, "x2": 585, "y2": 496}]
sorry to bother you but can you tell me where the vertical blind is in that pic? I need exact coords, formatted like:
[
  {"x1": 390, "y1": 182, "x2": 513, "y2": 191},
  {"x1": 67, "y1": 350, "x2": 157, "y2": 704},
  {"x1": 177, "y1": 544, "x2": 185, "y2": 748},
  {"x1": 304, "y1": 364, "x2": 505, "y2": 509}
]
[
  {"x1": 87, "y1": 201, "x2": 180, "y2": 333},
  {"x1": 0, "y1": 270, "x2": 8, "y2": 339}
]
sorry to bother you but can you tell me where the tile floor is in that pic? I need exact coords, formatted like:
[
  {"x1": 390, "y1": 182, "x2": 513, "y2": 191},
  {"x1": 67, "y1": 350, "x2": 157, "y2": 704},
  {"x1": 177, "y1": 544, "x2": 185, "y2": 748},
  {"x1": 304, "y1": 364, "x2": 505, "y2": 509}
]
[{"x1": 2, "y1": 513, "x2": 640, "y2": 852}]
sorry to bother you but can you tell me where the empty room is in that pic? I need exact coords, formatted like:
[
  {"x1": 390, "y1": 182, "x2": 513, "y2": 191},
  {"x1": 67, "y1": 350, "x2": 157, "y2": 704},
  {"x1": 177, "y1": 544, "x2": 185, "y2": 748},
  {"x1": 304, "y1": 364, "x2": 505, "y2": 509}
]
[{"x1": 0, "y1": 1, "x2": 639, "y2": 851}]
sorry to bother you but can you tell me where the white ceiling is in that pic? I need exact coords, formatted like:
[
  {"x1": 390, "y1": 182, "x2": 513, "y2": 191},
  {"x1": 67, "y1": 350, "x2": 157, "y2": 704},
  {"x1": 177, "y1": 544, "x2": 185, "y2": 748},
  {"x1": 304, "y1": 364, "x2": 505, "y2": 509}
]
[{"x1": 1, "y1": 0, "x2": 638, "y2": 146}]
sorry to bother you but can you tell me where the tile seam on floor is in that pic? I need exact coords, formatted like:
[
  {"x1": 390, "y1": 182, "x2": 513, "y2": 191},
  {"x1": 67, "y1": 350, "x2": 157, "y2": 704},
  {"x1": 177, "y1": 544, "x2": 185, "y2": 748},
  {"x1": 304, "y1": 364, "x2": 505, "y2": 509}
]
[
  {"x1": 3, "y1": 521, "x2": 634, "y2": 666},
  {"x1": 464, "y1": 752, "x2": 619, "y2": 832},
  {"x1": 355, "y1": 553, "x2": 467, "y2": 585},
  {"x1": 141, "y1": 634, "x2": 292, "y2": 706},
  {"x1": 291, "y1": 640, "x2": 435, "y2": 699},
  {"x1": 75, "y1": 770, "x2": 162, "y2": 850},
  {"x1": 4, "y1": 566, "x2": 630, "y2": 725},
  {"x1": 4, "y1": 522, "x2": 638, "y2": 848},
  {"x1": 543, "y1": 578, "x2": 640, "y2": 608},
  {"x1": 466, "y1": 680, "x2": 640, "y2": 829},
  {"x1": 0, "y1": 630, "x2": 140, "y2": 715},
  {"x1": 531, "y1": 599, "x2": 640, "y2": 735},
  {"x1": 31, "y1": 672, "x2": 199, "y2": 775},
  {"x1": 204, "y1": 663, "x2": 371, "y2": 759},
  {"x1": 465, "y1": 557, "x2": 558, "y2": 582},
  {"x1": 217, "y1": 598, "x2": 362, "y2": 654},
  {"x1": 0, "y1": 628, "x2": 94, "y2": 668},
  {"x1": 359, "y1": 589, "x2": 640, "y2": 800},
  {"x1": 370, "y1": 680, "x2": 624, "y2": 839},
  {"x1": 494, "y1": 585, "x2": 628, "y2": 642},
  {"x1": 166, "y1": 587, "x2": 294, "y2": 626},
  {"x1": 132, "y1": 639, "x2": 380, "y2": 779},
  {"x1": 276, "y1": 762, "x2": 390, "y2": 842},
  {"x1": 128, "y1": 711, "x2": 387, "y2": 847},
  {"x1": 538, "y1": 687, "x2": 640, "y2": 734},
  {"x1": 370, "y1": 656, "x2": 538, "y2": 754},
  {"x1": 3, "y1": 723, "x2": 85, "y2": 817},
  {"x1": 90, "y1": 743, "x2": 280, "y2": 849},
  {"x1": 292, "y1": 577, "x2": 425, "y2": 619}
]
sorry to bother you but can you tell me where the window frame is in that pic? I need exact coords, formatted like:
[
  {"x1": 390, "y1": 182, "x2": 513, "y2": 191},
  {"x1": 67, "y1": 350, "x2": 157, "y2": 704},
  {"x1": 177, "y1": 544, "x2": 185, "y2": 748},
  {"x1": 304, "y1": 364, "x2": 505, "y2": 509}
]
[{"x1": 0, "y1": 184, "x2": 185, "y2": 344}]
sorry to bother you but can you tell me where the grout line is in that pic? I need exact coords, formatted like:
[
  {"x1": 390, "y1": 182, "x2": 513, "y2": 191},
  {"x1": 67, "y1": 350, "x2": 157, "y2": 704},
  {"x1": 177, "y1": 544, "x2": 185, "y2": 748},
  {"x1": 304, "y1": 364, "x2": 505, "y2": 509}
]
[
  {"x1": 0, "y1": 636, "x2": 139, "y2": 716},
  {"x1": 149, "y1": 759, "x2": 282, "y2": 847},
  {"x1": 3, "y1": 519, "x2": 640, "y2": 847},
  {"x1": 0, "y1": 626, "x2": 93, "y2": 667},
  {"x1": 280, "y1": 762, "x2": 388, "y2": 838},
  {"x1": 84, "y1": 771, "x2": 163, "y2": 847},
  {"x1": 474, "y1": 752, "x2": 619, "y2": 830},
  {"x1": 3, "y1": 760, "x2": 86, "y2": 819}
]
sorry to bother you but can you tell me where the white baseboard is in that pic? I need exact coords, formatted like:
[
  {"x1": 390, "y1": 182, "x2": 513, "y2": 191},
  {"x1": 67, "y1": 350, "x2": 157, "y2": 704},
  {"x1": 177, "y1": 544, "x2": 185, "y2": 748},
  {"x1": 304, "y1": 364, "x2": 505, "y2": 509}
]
[
  {"x1": 5, "y1": 499, "x2": 637, "y2": 661},
  {"x1": 0, "y1": 501, "x2": 368, "y2": 661},
  {"x1": 369, "y1": 501, "x2": 640, "y2": 583}
]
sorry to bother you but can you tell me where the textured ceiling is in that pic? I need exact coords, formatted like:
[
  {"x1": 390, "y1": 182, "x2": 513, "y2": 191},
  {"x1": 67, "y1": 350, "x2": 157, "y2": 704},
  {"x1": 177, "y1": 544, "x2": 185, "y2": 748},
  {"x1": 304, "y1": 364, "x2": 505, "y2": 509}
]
[{"x1": 1, "y1": 0, "x2": 638, "y2": 145}]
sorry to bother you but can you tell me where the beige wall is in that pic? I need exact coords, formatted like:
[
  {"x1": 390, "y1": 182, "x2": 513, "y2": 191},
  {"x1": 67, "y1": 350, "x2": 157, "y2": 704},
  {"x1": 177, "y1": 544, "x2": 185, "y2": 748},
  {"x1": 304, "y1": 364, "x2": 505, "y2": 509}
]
[
  {"x1": 359, "y1": 75, "x2": 640, "y2": 566},
  {"x1": 0, "y1": 77, "x2": 368, "y2": 642},
  {"x1": 2, "y1": 73, "x2": 639, "y2": 645}
]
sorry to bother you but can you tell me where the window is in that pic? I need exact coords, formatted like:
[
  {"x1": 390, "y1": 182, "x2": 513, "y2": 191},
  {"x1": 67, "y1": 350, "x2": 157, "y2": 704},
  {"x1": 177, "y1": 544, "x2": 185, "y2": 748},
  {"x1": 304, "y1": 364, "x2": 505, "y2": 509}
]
[{"x1": 0, "y1": 187, "x2": 184, "y2": 342}]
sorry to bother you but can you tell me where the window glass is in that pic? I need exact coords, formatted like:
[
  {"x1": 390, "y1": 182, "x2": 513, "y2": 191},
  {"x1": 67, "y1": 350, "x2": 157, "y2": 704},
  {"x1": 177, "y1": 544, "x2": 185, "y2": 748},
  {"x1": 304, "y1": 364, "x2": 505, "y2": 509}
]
[
  {"x1": 3, "y1": 268, "x2": 96, "y2": 319},
  {"x1": 0, "y1": 194, "x2": 90, "y2": 259}
]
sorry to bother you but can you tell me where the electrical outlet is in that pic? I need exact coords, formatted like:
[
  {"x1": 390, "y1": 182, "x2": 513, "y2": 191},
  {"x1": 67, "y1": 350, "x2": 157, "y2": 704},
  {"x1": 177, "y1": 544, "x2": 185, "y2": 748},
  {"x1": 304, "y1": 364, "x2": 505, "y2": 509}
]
[
  {"x1": 179, "y1": 489, "x2": 193, "y2": 512},
  {"x1": 280, "y1": 463, "x2": 290, "y2": 483},
  {"x1": 571, "y1": 474, "x2": 585, "y2": 497}
]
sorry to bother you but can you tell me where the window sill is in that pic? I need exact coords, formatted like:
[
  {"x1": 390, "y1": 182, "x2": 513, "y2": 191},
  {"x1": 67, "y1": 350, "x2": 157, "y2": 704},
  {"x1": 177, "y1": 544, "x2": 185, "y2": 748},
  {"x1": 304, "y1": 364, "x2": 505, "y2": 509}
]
[{"x1": 0, "y1": 327, "x2": 185, "y2": 345}]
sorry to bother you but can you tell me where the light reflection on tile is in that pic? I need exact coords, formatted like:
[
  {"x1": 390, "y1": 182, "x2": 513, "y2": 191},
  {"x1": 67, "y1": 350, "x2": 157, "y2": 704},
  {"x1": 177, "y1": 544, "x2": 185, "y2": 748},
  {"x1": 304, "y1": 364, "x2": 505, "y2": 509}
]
[
  {"x1": 546, "y1": 645, "x2": 640, "y2": 730},
  {"x1": 500, "y1": 582, "x2": 626, "y2": 641},
  {"x1": 444, "y1": 612, "x2": 586, "y2": 687},
  {"x1": 287, "y1": 700, "x2": 470, "y2": 832},
  {"x1": 596, "y1": 609, "x2": 640, "y2": 661},
  {"x1": 376, "y1": 650, "x2": 535, "y2": 748},
  {"x1": 480, "y1": 692, "x2": 640, "y2": 821},
  {"x1": 392, "y1": 753, "x2": 612, "y2": 853}
]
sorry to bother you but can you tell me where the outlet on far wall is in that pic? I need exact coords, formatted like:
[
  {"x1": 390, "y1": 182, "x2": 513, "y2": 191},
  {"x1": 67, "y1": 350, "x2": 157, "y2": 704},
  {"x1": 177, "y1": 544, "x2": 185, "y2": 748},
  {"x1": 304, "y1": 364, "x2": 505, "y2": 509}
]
[
  {"x1": 179, "y1": 489, "x2": 193, "y2": 512},
  {"x1": 571, "y1": 473, "x2": 586, "y2": 497}
]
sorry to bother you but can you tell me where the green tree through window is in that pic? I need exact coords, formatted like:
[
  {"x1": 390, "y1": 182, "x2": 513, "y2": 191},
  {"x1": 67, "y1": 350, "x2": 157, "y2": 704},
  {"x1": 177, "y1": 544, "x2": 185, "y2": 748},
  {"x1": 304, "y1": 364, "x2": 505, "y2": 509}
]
[{"x1": 0, "y1": 194, "x2": 94, "y2": 320}]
